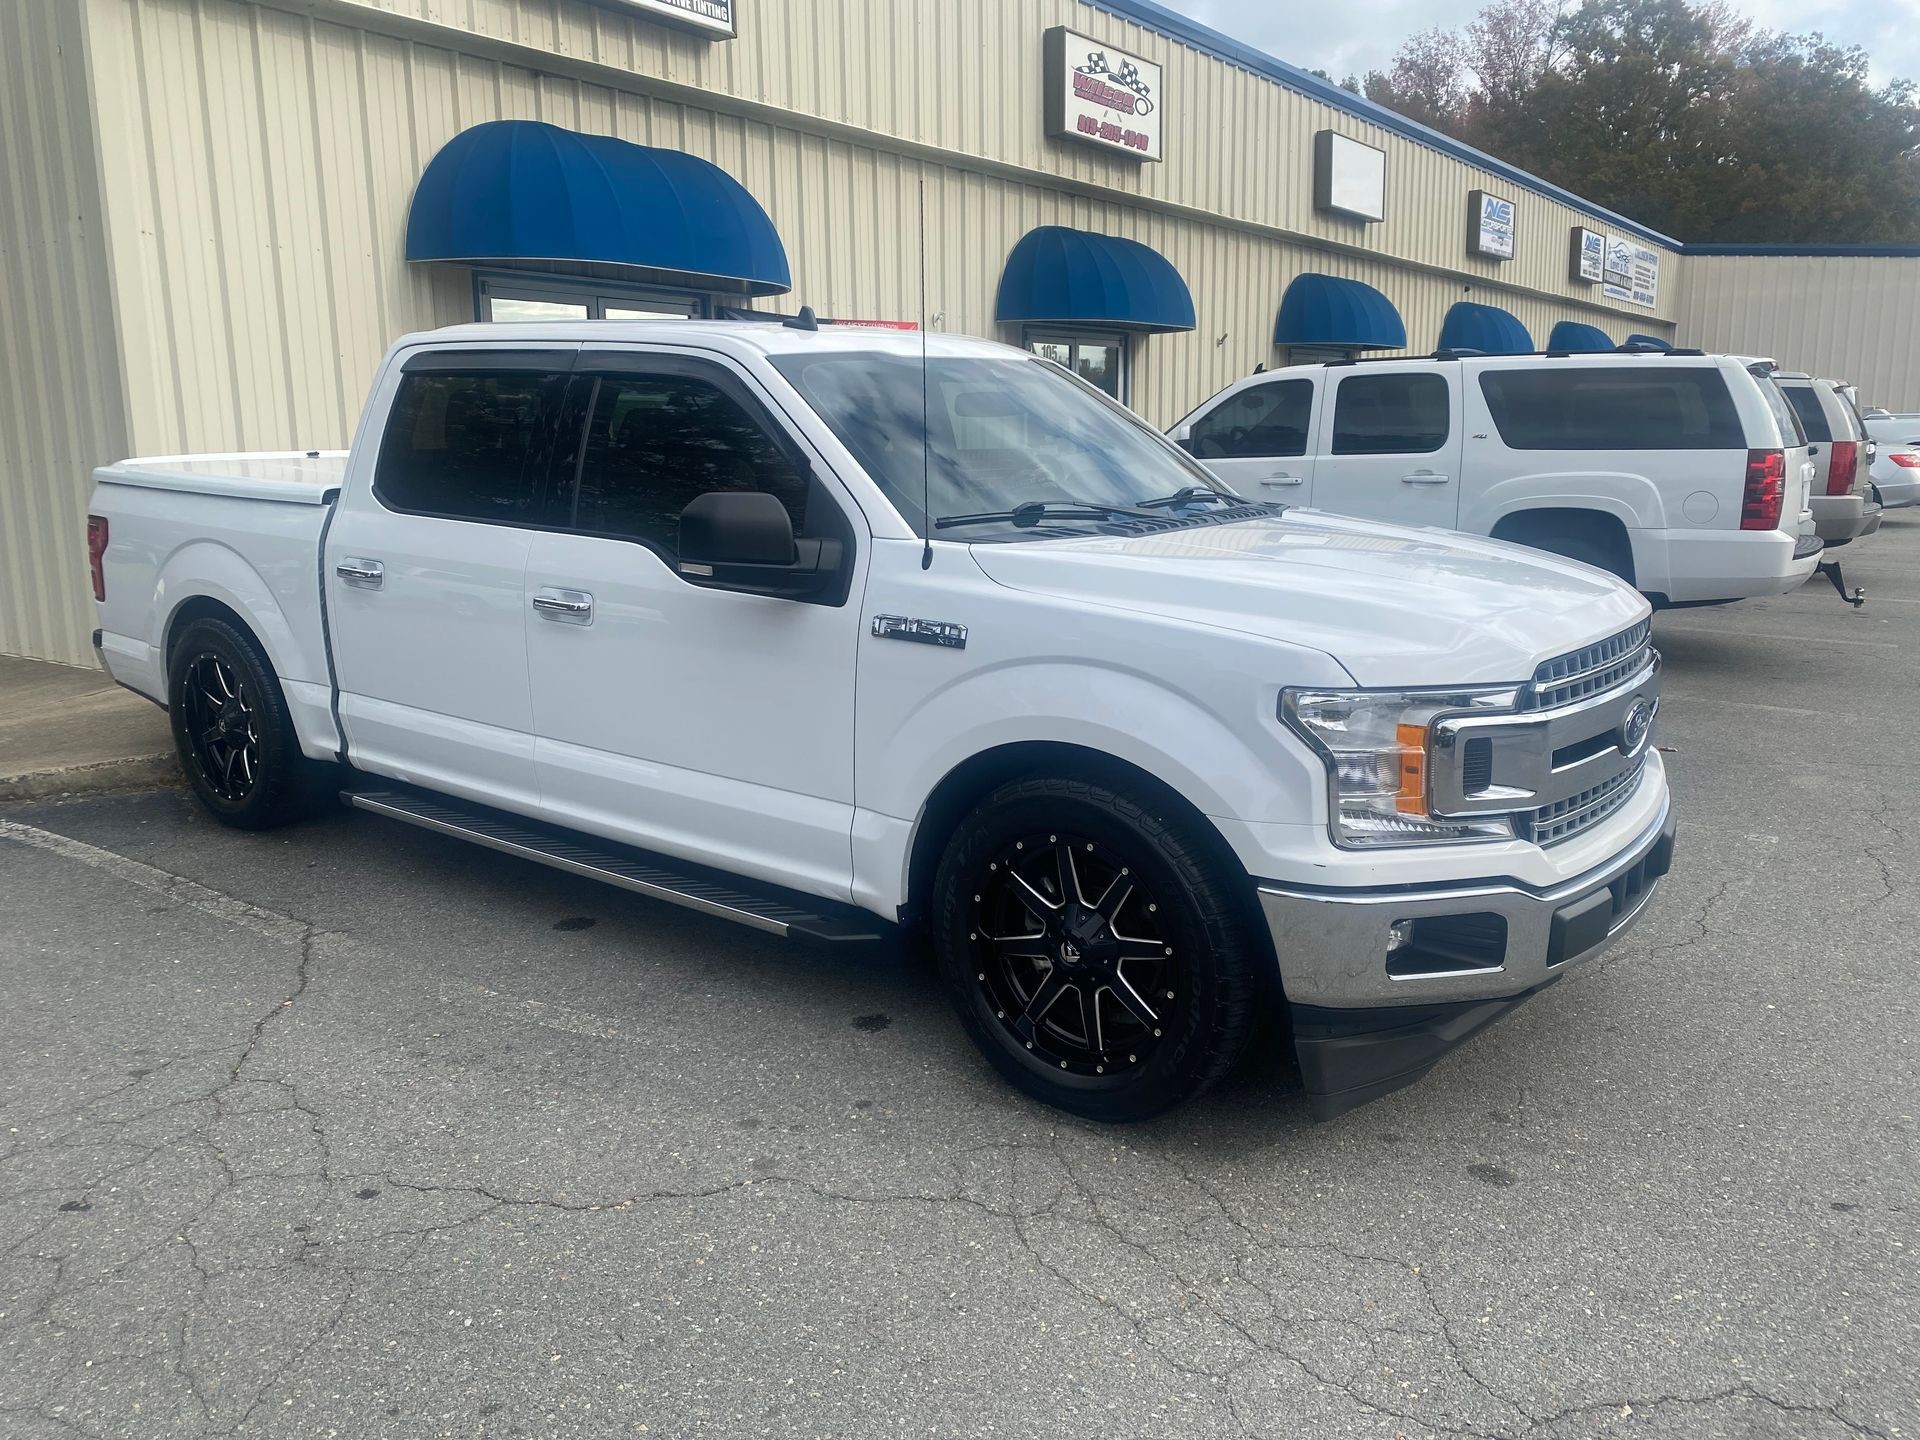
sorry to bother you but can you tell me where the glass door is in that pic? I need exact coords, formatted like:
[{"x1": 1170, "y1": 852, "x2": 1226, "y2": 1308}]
[{"x1": 1024, "y1": 330, "x2": 1128, "y2": 402}]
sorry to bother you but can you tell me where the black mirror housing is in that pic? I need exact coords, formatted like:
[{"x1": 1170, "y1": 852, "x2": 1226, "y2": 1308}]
[
  {"x1": 677, "y1": 490, "x2": 843, "y2": 603},
  {"x1": 680, "y1": 490, "x2": 797, "y2": 567}
]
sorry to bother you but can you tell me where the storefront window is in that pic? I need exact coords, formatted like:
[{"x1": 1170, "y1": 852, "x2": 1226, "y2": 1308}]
[
  {"x1": 476, "y1": 274, "x2": 705, "y2": 323},
  {"x1": 1024, "y1": 331, "x2": 1128, "y2": 402}
]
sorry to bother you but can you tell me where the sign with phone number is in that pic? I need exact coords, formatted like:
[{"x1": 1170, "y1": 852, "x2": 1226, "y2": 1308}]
[{"x1": 1044, "y1": 27, "x2": 1163, "y2": 162}]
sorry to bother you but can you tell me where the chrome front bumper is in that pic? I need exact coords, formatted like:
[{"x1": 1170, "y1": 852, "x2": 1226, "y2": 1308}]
[{"x1": 1259, "y1": 789, "x2": 1676, "y2": 1010}]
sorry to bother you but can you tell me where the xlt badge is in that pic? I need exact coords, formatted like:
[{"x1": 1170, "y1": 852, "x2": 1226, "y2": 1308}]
[{"x1": 872, "y1": 615, "x2": 968, "y2": 650}]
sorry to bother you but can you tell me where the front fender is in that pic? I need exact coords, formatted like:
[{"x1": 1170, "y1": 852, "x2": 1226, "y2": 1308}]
[{"x1": 854, "y1": 657, "x2": 1329, "y2": 914}]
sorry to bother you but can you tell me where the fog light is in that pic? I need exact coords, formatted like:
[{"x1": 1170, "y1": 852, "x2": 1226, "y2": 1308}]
[{"x1": 1386, "y1": 919, "x2": 1416, "y2": 954}]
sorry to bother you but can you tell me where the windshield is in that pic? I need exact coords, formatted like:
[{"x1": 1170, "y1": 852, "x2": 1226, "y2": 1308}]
[{"x1": 771, "y1": 351, "x2": 1229, "y2": 537}]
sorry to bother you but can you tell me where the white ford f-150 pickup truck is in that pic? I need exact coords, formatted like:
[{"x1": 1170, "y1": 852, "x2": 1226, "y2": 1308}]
[{"x1": 88, "y1": 321, "x2": 1675, "y2": 1122}]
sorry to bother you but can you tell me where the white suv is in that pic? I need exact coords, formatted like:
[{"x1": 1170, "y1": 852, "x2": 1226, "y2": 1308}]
[
  {"x1": 1172, "y1": 352, "x2": 1821, "y2": 607},
  {"x1": 1770, "y1": 371, "x2": 1883, "y2": 547}
]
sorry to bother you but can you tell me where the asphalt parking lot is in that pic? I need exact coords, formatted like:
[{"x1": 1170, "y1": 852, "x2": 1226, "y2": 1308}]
[{"x1": 2, "y1": 516, "x2": 1914, "y2": 1440}]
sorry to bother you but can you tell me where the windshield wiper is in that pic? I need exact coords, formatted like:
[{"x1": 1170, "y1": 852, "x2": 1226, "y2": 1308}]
[
  {"x1": 1136, "y1": 485, "x2": 1245, "y2": 510},
  {"x1": 934, "y1": 500, "x2": 1161, "y2": 530}
]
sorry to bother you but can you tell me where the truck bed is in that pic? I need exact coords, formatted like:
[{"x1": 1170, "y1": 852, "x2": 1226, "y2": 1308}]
[
  {"x1": 89, "y1": 451, "x2": 346, "y2": 753},
  {"x1": 94, "y1": 450, "x2": 348, "y2": 505}
]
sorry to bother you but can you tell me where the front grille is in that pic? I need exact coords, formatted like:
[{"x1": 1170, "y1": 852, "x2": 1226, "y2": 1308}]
[
  {"x1": 1530, "y1": 621, "x2": 1653, "y2": 710},
  {"x1": 1525, "y1": 761, "x2": 1645, "y2": 846}
]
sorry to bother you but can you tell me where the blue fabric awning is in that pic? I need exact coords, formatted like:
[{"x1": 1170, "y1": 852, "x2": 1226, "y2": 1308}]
[
  {"x1": 995, "y1": 226, "x2": 1195, "y2": 333},
  {"x1": 1438, "y1": 301, "x2": 1533, "y2": 355},
  {"x1": 1274, "y1": 274, "x2": 1406, "y2": 350},
  {"x1": 1546, "y1": 320, "x2": 1616, "y2": 353},
  {"x1": 1624, "y1": 333, "x2": 1673, "y2": 351},
  {"x1": 406, "y1": 120, "x2": 790, "y2": 296}
]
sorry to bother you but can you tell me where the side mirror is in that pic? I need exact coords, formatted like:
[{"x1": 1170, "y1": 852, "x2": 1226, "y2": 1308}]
[
  {"x1": 678, "y1": 491, "x2": 842, "y2": 601},
  {"x1": 1168, "y1": 422, "x2": 1197, "y2": 456}
]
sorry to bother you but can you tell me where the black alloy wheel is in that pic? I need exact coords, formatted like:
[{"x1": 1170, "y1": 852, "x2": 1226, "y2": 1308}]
[
  {"x1": 179, "y1": 652, "x2": 261, "y2": 801},
  {"x1": 971, "y1": 831, "x2": 1175, "y2": 1077},
  {"x1": 167, "y1": 615, "x2": 325, "y2": 830},
  {"x1": 932, "y1": 775, "x2": 1260, "y2": 1122}
]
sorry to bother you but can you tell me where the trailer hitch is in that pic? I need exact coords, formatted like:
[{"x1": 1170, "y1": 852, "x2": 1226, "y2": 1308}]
[{"x1": 1816, "y1": 558, "x2": 1865, "y2": 607}]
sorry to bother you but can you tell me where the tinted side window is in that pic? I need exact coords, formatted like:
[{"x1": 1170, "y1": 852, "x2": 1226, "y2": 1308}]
[
  {"x1": 1189, "y1": 380, "x2": 1313, "y2": 458},
  {"x1": 375, "y1": 371, "x2": 566, "y2": 521},
  {"x1": 1478, "y1": 367, "x2": 1745, "y2": 450},
  {"x1": 1780, "y1": 384, "x2": 1832, "y2": 441},
  {"x1": 1331, "y1": 373, "x2": 1449, "y2": 455},
  {"x1": 572, "y1": 374, "x2": 808, "y2": 554}
]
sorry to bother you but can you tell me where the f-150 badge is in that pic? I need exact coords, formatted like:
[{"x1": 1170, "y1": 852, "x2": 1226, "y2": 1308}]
[{"x1": 872, "y1": 615, "x2": 968, "y2": 650}]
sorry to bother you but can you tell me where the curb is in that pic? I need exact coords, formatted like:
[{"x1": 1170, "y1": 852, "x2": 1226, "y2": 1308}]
[{"x1": 0, "y1": 753, "x2": 182, "y2": 804}]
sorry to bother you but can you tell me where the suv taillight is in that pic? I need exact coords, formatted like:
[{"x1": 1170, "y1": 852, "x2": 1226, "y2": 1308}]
[
  {"x1": 86, "y1": 515, "x2": 109, "y2": 602},
  {"x1": 1826, "y1": 439, "x2": 1859, "y2": 496},
  {"x1": 1740, "y1": 449, "x2": 1785, "y2": 531},
  {"x1": 1890, "y1": 453, "x2": 1920, "y2": 469}
]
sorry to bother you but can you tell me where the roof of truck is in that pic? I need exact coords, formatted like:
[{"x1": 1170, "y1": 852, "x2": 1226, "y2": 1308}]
[{"x1": 403, "y1": 319, "x2": 1014, "y2": 362}]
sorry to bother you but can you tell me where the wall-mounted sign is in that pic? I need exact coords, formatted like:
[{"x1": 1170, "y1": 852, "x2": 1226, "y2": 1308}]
[
  {"x1": 1468, "y1": 190, "x2": 1516, "y2": 260},
  {"x1": 1571, "y1": 227, "x2": 1605, "y2": 283},
  {"x1": 610, "y1": 0, "x2": 734, "y2": 38},
  {"x1": 1601, "y1": 234, "x2": 1661, "y2": 308},
  {"x1": 1313, "y1": 131, "x2": 1386, "y2": 223},
  {"x1": 1044, "y1": 27, "x2": 1162, "y2": 161}
]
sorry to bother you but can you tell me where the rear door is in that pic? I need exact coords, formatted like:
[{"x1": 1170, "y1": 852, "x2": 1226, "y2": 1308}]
[
  {"x1": 325, "y1": 348, "x2": 574, "y2": 810},
  {"x1": 1308, "y1": 363, "x2": 1462, "y2": 527},
  {"x1": 1177, "y1": 375, "x2": 1319, "y2": 502}
]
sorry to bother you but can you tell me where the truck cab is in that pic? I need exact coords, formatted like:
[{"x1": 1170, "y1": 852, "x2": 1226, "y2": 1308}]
[{"x1": 89, "y1": 322, "x2": 1676, "y2": 1123}]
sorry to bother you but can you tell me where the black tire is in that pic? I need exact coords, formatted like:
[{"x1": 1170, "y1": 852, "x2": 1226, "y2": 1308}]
[
  {"x1": 930, "y1": 774, "x2": 1260, "y2": 1122},
  {"x1": 167, "y1": 616, "x2": 325, "y2": 830}
]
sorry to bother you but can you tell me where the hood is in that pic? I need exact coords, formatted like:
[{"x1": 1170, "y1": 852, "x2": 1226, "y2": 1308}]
[{"x1": 969, "y1": 511, "x2": 1650, "y2": 688}]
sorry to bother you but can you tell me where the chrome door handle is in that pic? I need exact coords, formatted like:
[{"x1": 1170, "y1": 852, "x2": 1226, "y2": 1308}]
[
  {"x1": 1260, "y1": 474, "x2": 1304, "y2": 487},
  {"x1": 335, "y1": 558, "x2": 383, "y2": 586},
  {"x1": 1401, "y1": 472, "x2": 1451, "y2": 485},
  {"x1": 532, "y1": 589, "x2": 593, "y2": 624}
]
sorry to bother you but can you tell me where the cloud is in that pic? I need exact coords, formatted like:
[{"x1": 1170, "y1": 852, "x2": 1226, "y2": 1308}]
[{"x1": 1161, "y1": 0, "x2": 1920, "y2": 87}]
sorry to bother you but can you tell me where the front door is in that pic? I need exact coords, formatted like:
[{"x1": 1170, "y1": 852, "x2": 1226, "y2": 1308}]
[
  {"x1": 1181, "y1": 375, "x2": 1319, "y2": 503},
  {"x1": 523, "y1": 353, "x2": 867, "y2": 900},
  {"x1": 1309, "y1": 364, "x2": 1464, "y2": 529},
  {"x1": 325, "y1": 351, "x2": 574, "y2": 811}
]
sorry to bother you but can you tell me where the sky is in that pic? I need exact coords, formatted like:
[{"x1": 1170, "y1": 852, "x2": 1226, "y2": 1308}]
[{"x1": 1159, "y1": 0, "x2": 1920, "y2": 89}]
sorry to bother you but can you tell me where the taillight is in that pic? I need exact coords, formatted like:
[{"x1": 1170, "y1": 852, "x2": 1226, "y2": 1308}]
[
  {"x1": 1890, "y1": 452, "x2": 1920, "y2": 469},
  {"x1": 1826, "y1": 439, "x2": 1859, "y2": 496},
  {"x1": 1740, "y1": 449, "x2": 1785, "y2": 530},
  {"x1": 86, "y1": 515, "x2": 109, "y2": 602}
]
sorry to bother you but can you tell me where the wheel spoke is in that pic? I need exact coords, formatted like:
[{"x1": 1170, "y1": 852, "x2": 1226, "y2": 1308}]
[
  {"x1": 1093, "y1": 880, "x2": 1133, "y2": 923},
  {"x1": 1078, "y1": 984, "x2": 1103, "y2": 1053},
  {"x1": 1009, "y1": 870, "x2": 1061, "y2": 914},
  {"x1": 215, "y1": 662, "x2": 235, "y2": 700},
  {"x1": 989, "y1": 933, "x2": 1049, "y2": 961},
  {"x1": 1014, "y1": 966, "x2": 1068, "y2": 1037},
  {"x1": 1060, "y1": 844, "x2": 1090, "y2": 907},
  {"x1": 1110, "y1": 971, "x2": 1161, "y2": 1027},
  {"x1": 1114, "y1": 935, "x2": 1166, "y2": 958}
]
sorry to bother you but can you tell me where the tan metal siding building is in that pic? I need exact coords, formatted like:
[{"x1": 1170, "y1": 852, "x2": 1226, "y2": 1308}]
[
  {"x1": 1676, "y1": 249, "x2": 1920, "y2": 405},
  {"x1": 0, "y1": 0, "x2": 1755, "y2": 668}
]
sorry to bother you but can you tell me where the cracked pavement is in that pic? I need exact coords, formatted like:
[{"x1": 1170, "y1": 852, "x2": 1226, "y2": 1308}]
[{"x1": 2, "y1": 515, "x2": 1915, "y2": 1438}]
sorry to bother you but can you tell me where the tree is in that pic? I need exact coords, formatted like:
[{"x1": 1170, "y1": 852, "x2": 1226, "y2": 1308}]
[{"x1": 1360, "y1": 0, "x2": 1920, "y2": 243}]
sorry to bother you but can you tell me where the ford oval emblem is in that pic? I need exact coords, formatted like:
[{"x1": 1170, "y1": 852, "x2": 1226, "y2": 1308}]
[{"x1": 1621, "y1": 698, "x2": 1655, "y2": 756}]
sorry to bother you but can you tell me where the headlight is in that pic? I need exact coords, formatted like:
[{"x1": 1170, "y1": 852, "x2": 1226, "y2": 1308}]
[{"x1": 1281, "y1": 687, "x2": 1521, "y2": 848}]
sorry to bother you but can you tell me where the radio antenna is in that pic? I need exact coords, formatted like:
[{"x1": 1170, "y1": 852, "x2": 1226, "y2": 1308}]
[{"x1": 918, "y1": 170, "x2": 933, "y2": 570}]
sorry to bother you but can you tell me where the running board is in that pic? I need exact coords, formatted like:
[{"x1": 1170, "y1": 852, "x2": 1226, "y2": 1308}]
[{"x1": 342, "y1": 788, "x2": 885, "y2": 946}]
